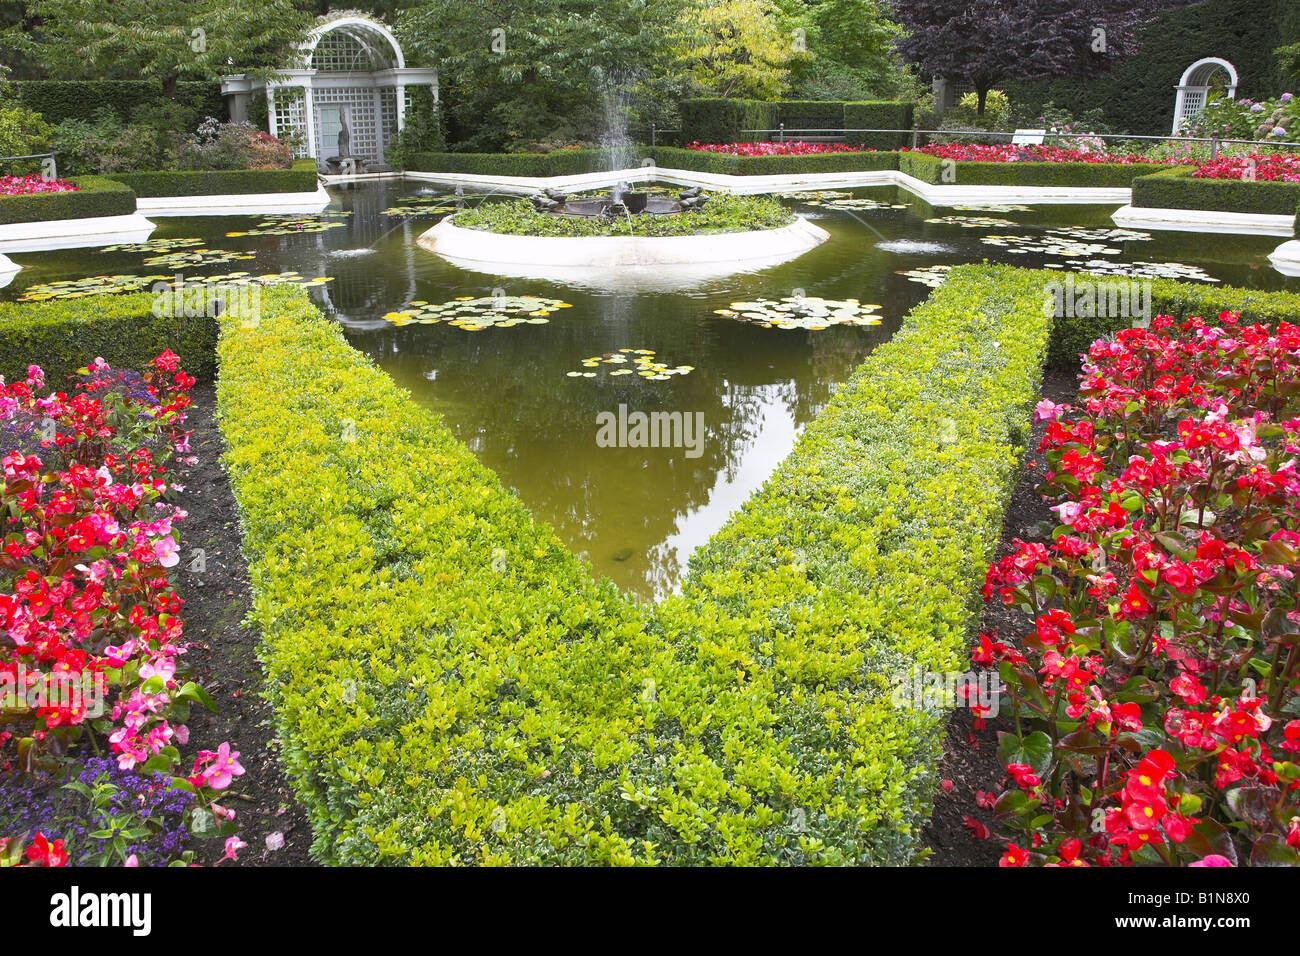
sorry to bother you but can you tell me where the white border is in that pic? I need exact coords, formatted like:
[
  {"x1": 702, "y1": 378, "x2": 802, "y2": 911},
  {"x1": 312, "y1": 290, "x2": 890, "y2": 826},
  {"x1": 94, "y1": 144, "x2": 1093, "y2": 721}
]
[
  {"x1": 1113, "y1": 203, "x2": 1296, "y2": 237},
  {"x1": 0, "y1": 253, "x2": 19, "y2": 288},
  {"x1": 418, "y1": 215, "x2": 829, "y2": 269},
  {"x1": 0, "y1": 213, "x2": 157, "y2": 253},
  {"x1": 134, "y1": 185, "x2": 333, "y2": 217},
  {"x1": 1269, "y1": 240, "x2": 1300, "y2": 277}
]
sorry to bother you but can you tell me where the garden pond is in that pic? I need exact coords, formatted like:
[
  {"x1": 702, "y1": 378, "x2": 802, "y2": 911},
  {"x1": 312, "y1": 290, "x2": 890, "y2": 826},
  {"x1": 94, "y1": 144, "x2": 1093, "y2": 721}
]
[{"x1": 4, "y1": 179, "x2": 1297, "y2": 598}]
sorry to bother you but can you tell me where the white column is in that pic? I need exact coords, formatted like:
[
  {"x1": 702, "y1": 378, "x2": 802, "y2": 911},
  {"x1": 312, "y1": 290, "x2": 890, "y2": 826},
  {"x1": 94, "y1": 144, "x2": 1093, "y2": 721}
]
[
  {"x1": 268, "y1": 87, "x2": 279, "y2": 140},
  {"x1": 395, "y1": 83, "x2": 406, "y2": 132},
  {"x1": 303, "y1": 84, "x2": 318, "y2": 161}
]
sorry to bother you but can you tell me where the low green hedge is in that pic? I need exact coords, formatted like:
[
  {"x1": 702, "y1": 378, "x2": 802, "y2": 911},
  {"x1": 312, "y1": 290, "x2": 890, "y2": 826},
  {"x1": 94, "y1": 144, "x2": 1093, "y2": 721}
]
[
  {"x1": 679, "y1": 98, "x2": 781, "y2": 144},
  {"x1": 898, "y1": 151, "x2": 1157, "y2": 187},
  {"x1": 105, "y1": 159, "x2": 319, "y2": 198},
  {"x1": 647, "y1": 146, "x2": 899, "y2": 176},
  {"x1": 1131, "y1": 165, "x2": 1300, "y2": 216},
  {"x1": 217, "y1": 266, "x2": 1051, "y2": 865},
  {"x1": 775, "y1": 99, "x2": 849, "y2": 133},
  {"x1": 1044, "y1": 273, "x2": 1300, "y2": 369},
  {"x1": 844, "y1": 101, "x2": 916, "y2": 150},
  {"x1": 404, "y1": 149, "x2": 617, "y2": 177},
  {"x1": 0, "y1": 292, "x2": 218, "y2": 384},
  {"x1": 0, "y1": 176, "x2": 136, "y2": 225}
]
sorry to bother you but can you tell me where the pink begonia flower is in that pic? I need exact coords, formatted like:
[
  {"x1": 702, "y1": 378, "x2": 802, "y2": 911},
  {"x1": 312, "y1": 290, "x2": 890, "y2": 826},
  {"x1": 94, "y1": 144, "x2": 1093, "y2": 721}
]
[
  {"x1": 265, "y1": 832, "x2": 285, "y2": 852},
  {"x1": 1189, "y1": 854, "x2": 1233, "y2": 867},
  {"x1": 221, "y1": 836, "x2": 247, "y2": 863},
  {"x1": 1052, "y1": 501, "x2": 1084, "y2": 525},
  {"x1": 153, "y1": 536, "x2": 180, "y2": 568},
  {"x1": 124, "y1": 854, "x2": 139, "y2": 867},
  {"x1": 203, "y1": 742, "x2": 246, "y2": 790},
  {"x1": 1034, "y1": 398, "x2": 1068, "y2": 422}
]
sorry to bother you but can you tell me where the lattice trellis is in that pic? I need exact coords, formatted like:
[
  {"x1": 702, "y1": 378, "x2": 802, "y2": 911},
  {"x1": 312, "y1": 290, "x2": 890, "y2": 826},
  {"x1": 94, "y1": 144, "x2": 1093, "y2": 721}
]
[
  {"x1": 272, "y1": 88, "x2": 310, "y2": 158},
  {"x1": 315, "y1": 87, "x2": 381, "y2": 160},
  {"x1": 379, "y1": 89, "x2": 399, "y2": 147},
  {"x1": 309, "y1": 27, "x2": 397, "y2": 72}
]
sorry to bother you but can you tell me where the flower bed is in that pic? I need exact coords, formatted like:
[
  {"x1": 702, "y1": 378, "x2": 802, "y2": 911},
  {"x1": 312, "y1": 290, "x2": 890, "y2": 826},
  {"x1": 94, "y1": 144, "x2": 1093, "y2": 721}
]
[
  {"x1": 1193, "y1": 153, "x2": 1300, "y2": 183},
  {"x1": 686, "y1": 140, "x2": 867, "y2": 156},
  {"x1": 217, "y1": 269, "x2": 1051, "y2": 865},
  {"x1": 977, "y1": 311, "x2": 1300, "y2": 867},
  {"x1": 905, "y1": 144, "x2": 1175, "y2": 166},
  {"x1": 1, "y1": 351, "x2": 246, "y2": 866},
  {"x1": 0, "y1": 175, "x2": 135, "y2": 226},
  {"x1": 450, "y1": 194, "x2": 794, "y2": 237},
  {"x1": 0, "y1": 176, "x2": 79, "y2": 197}
]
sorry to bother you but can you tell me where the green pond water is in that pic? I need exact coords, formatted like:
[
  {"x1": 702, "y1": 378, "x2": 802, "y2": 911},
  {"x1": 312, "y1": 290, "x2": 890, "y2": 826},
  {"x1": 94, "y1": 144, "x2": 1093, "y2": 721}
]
[{"x1": 4, "y1": 180, "x2": 1298, "y2": 599}]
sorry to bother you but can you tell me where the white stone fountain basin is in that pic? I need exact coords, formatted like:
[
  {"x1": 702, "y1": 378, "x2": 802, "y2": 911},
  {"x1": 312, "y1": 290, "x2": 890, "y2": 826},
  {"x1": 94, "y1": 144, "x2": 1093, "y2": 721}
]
[{"x1": 417, "y1": 215, "x2": 829, "y2": 273}]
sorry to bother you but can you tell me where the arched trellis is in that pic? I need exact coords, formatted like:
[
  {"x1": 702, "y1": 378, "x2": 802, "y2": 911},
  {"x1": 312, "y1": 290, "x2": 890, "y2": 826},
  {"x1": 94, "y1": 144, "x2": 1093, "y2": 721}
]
[
  {"x1": 222, "y1": 16, "x2": 437, "y2": 171},
  {"x1": 1172, "y1": 57, "x2": 1238, "y2": 136}
]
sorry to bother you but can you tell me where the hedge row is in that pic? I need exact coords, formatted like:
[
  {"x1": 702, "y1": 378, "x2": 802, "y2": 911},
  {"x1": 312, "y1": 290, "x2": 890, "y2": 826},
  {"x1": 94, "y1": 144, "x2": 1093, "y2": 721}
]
[
  {"x1": 843, "y1": 101, "x2": 915, "y2": 150},
  {"x1": 217, "y1": 266, "x2": 1051, "y2": 864},
  {"x1": 11, "y1": 80, "x2": 226, "y2": 127},
  {"x1": 404, "y1": 149, "x2": 615, "y2": 177},
  {"x1": 1044, "y1": 272, "x2": 1300, "y2": 370},
  {"x1": 1130, "y1": 166, "x2": 1300, "y2": 216},
  {"x1": 0, "y1": 292, "x2": 218, "y2": 385},
  {"x1": 105, "y1": 159, "x2": 319, "y2": 198},
  {"x1": 0, "y1": 176, "x2": 136, "y2": 225},
  {"x1": 679, "y1": 99, "x2": 780, "y2": 144}
]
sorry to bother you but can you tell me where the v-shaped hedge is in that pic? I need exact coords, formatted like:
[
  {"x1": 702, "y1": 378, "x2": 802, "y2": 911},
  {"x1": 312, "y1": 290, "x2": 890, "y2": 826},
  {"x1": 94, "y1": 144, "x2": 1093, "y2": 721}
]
[{"x1": 215, "y1": 266, "x2": 1054, "y2": 865}]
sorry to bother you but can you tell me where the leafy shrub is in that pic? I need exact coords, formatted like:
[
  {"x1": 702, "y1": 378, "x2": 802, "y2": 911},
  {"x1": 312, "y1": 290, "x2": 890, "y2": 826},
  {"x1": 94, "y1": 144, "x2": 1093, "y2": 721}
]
[
  {"x1": 48, "y1": 110, "x2": 169, "y2": 176},
  {"x1": 0, "y1": 103, "x2": 52, "y2": 175},
  {"x1": 174, "y1": 118, "x2": 293, "y2": 172},
  {"x1": 1181, "y1": 92, "x2": 1299, "y2": 144},
  {"x1": 385, "y1": 87, "x2": 445, "y2": 171},
  {"x1": 450, "y1": 194, "x2": 794, "y2": 236}
]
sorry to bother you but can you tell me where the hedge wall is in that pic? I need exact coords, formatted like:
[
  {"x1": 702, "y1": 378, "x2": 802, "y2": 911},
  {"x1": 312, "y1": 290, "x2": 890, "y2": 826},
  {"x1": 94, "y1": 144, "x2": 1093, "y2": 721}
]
[
  {"x1": 844, "y1": 101, "x2": 916, "y2": 149},
  {"x1": 404, "y1": 149, "x2": 616, "y2": 177},
  {"x1": 679, "y1": 98, "x2": 781, "y2": 144},
  {"x1": 106, "y1": 159, "x2": 319, "y2": 198},
  {"x1": 0, "y1": 292, "x2": 218, "y2": 385},
  {"x1": 216, "y1": 265, "x2": 1051, "y2": 865},
  {"x1": 1130, "y1": 166, "x2": 1300, "y2": 216},
  {"x1": 1001, "y1": 0, "x2": 1289, "y2": 136},
  {"x1": 775, "y1": 99, "x2": 848, "y2": 132},
  {"x1": 11, "y1": 80, "x2": 226, "y2": 127},
  {"x1": 0, "y1": 176, "x2": 136, "y2": 225}
]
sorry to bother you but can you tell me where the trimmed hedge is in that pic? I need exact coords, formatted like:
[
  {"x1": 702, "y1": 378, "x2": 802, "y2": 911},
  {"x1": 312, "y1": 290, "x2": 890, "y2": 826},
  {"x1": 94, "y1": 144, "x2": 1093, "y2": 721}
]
[
  {"x1": 1044, "y1": 273, "x2": 1300, "y2": 370},
  {"x1": 679, "y1": 98, "x2": 781, "y2": 144},
  {"x1": 11, "y1": 80, "x2": 225, "y2": 127},
  {"x1": 0, "y1": 176, "x2": 136, "y2": 225},
  {"x1": 844, "y1": 101, "x2": 916, "y2": 150},
  {"x1": 105, "y1": 159, "x2": 319, "y2": 198},
  {"x1": 404, "y1": 149, "x2": 615, "y2": 177},
  {"x1": 775, "y1": 99, "x2": 848, "y2": 132},
  {"x1": 217, "y1": 267, "x2": 1051, "y2": 865},
  {"x1": 647, "y1": 145, "x2": 899, "y2": 176},
  {"x1": 1130, "y1": 166, "x2": 1300, "y2": 216},
  {"x1": 0, "y1": 292, "x2": 218, "y2": 385}
]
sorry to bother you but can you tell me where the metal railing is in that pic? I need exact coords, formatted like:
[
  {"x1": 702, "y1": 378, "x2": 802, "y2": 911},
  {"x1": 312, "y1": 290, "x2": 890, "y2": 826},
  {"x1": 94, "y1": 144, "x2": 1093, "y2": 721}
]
[{"x1": 0, "y1": 151, "x2": 59, "y2": 178}]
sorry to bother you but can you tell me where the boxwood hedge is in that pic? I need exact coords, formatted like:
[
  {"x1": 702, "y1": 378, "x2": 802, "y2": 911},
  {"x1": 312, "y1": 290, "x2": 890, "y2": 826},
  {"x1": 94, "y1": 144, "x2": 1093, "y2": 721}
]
[
  {"x1": 10, "y1": 79, "x2": 225, "y2": 127},
  {"x1": 1130, "y1": 165, "x2": 1300, "y2": 216},
  {"x1": 217, "y1": 266, "x2": 1052, "y2": 865},
  {"x1": 105, "y1": 159, "x2": 319, "y2": 198},
  {"x1": 679, "y1": 98, "x2": 781, "y2": 144},
  {"x1": 0, "y1": 175, "x2": 136, "y2": 225},
  {"x1": 843, "y1": 101, "x2": 916, "y2": 149},
  {"x1": 404, "y1": 149, "x2": 615, "y2": 177},
  {"x1": 0, "y1": 292, "x2": 218, "y2": 384}
]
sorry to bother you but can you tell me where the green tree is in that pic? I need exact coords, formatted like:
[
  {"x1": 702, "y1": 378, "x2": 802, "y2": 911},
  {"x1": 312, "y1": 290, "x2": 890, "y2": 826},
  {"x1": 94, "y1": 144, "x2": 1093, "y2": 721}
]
[
  {"x1": 675, "y1": 0, "x2": 800, "y2": 99},
  {"x1": 19, "y1": 0, "x2": 312, "y2": 98}
]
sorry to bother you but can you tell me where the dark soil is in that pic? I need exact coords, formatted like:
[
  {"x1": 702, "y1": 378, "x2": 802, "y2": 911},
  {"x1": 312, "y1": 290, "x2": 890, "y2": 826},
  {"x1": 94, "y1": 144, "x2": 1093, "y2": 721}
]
[
  {"x1": 923, "y1": 365, "x2": 1079, "y2": 867},
  {"x1": 175, "y1": 381, "x2": 315, "y2": 867}
]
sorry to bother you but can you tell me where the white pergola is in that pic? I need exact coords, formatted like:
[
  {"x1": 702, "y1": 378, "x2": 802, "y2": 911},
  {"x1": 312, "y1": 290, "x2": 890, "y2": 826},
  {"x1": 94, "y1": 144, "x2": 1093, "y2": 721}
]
[
  {"x1": 222, "y1": 16, "x2": 437, "y2": 170},
  {"x1": 1171, "y1": 58, "x2": 1238, "y2": 136}
]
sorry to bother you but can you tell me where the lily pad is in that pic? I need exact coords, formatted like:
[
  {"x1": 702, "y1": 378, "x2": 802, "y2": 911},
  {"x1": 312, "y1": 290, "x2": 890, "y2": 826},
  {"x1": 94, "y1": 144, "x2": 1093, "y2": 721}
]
[{"x1": 714, "y1": 296, "x2": 883, "y2": 330}]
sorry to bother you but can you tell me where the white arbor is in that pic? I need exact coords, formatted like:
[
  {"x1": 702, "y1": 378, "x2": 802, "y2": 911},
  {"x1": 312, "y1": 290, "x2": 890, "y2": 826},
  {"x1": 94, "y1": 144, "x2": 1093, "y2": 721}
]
[
  {"x1": 1171, "y1": 58, "x2": 1239, "y2": 136},
  {"x1": 222, "y1": 16, "x2": 438, "y2": 170}
]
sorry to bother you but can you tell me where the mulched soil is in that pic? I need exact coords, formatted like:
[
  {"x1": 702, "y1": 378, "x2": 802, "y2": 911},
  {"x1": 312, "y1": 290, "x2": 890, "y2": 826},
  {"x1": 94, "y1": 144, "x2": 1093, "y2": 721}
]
[
  {"x1": 174, "y1": 381, "x2": 315, "y2": 866},
  {"x1": 923, "y1": 365, "x2": 1079, "y2": 866}
]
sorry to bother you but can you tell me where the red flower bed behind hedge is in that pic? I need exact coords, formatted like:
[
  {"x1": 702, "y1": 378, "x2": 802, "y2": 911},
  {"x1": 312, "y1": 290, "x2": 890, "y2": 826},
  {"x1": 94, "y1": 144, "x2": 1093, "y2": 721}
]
[
  {"x1": 0, "y1": 176, "x2": 79, "y2": 197},
  {"x1": 1192, "y1": 153, "x2": 1300, "y2": 183},
  {"x1": 978, "y1": 312, "x2": 1300, "y2": 868},
  {"x1": 685, "y1": 140, "x2": 869, "y2": 155}
]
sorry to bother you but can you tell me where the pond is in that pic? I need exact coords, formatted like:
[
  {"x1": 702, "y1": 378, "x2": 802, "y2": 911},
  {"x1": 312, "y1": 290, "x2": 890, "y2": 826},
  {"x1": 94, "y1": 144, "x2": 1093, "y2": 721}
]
[{"x1": 4, "y1": 179, "x2": 1297, "y2": 599}]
